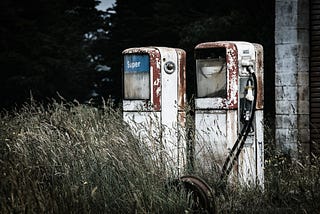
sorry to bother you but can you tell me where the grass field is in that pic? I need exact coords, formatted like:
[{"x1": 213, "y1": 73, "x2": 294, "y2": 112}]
[{"x1": 1, "y1": 101, "x2": 319, "y2": 213}]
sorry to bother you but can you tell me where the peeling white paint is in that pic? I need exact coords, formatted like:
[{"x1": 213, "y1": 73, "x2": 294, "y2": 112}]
[
  {"x1": 194, "y1": 41, "x2": 264, "y2": 186},
  {"x1": 122, "y1": 47, "x2": 187, "y2": 176}
]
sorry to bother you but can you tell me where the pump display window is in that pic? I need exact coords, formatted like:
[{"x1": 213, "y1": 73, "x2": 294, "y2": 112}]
[
  {"x1": 124, "y1": 54, "x2": 150, "y2": 99},
  {"x1": 196, "y1": 57, "x2": 227, "y2": 98}
]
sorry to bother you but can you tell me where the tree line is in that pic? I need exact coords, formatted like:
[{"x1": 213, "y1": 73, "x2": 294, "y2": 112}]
[{"x1": 0, "y1": 0, "x2": 274, "y2": 113}]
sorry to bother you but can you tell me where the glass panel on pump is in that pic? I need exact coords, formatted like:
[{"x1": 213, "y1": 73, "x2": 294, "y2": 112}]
[
  {"x1": 124, "y1": 54, "x2": 150, "y2": 99},
  {"x1": 195, "y1": 48, "x2": 227, "y2": 98}
]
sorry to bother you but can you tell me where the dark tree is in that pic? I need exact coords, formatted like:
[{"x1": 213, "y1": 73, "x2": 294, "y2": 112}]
[
  {"x1": 0, "y1": 0, "x2": 103, "y2": 109},
  {"x1": 92, "y1": 0, "x2": 158, "y2": 102},
  {"x1": 1, "y1": 0, "x2": 274, "y2": 113}
]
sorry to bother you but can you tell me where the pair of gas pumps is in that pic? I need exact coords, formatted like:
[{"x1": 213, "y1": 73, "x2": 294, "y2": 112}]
[{"x1": 122, "y1": 42, "x2": 264, "y2": 212}]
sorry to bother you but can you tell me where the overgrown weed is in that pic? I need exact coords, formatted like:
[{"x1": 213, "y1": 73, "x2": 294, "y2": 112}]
[
  {"x1": 0, "y1": 101, "x2": 187, "y2": 213},
  {"x1": 1, "y1": 101, "x2": 320, "y2": 213}
]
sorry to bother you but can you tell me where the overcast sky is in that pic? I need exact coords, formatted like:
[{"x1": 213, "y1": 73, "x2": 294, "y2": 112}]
[{"x1": 96, "y1": 0, "x2": 116, "y2": 11}]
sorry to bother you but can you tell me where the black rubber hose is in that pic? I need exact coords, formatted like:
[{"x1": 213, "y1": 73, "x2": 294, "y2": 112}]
[{"x1": 220, "y1": 71, "x2": 258, "y2": 182}]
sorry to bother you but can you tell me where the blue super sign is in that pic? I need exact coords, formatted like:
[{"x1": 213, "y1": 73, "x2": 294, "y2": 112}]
[{"x1": 124, "y1": 54, "x2": 150, "y2": 73}]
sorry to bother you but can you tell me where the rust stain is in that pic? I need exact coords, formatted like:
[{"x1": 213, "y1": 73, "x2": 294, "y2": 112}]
[
  {"x1": 178, "y1": 111, "x2": 186, "y2": 127},
  {"x1": 253, "y1": 44, "x2": 264, "y2": 110},
  {"x1": 151, "y1": 50, "x2": 161, "y2": 111},
  {"x1": 176, "y1": 48, "x2": 186, "y2": 111},
  {"x1": 195, "y1": 42, "x2": 239, "y2": 110},
  {"x1": 226, "y1": 44, "x2": 239, "y2": 109},
  {"x1": 122, "y1": 47, "x2": 162, "y2": 111}
]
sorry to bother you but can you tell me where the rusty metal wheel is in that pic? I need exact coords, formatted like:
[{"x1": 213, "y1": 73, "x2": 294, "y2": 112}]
[{"x1": 168, "y1": 175, "x2": 216, "y2": 213}]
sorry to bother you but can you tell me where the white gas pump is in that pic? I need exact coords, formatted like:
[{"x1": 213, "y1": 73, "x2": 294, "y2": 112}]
[
  {"x1": 122, "y1": 47, "x2": 187, "y2": 176},
  {"x1": 194, "y1": 41, "x2": 264, "y2": 185}
]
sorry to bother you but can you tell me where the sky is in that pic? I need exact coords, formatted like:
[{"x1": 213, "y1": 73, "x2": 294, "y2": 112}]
[{"x1": 96, "y1": 0, "x2": 116, "y2": 11}]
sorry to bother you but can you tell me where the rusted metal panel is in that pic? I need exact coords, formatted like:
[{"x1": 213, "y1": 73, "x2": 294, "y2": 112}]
[
  {"x1": 176, "y1": 48, "x2": 187, "y2": 111},
  {"x1": 122, "y1": 47, "x2": 161, "y2": 111},
  {"x1": 253, "y1": 44, "x2": 264, "y2": 110},
  {"x1": 175, "y1": 48, "x2": 187, "y2": 128},
  {"x1": 176, "y1": 48, "x2": 188, "y2": 174},
  {"x1": 195, "y1": 42, "x2": 239, "y2": 109}
]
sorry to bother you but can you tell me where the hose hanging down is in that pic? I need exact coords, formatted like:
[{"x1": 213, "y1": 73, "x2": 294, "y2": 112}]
[
  {"x1": 220, "y1": 66, "x2": 257, "y2": 182},
  {"x1": 171, "y1": 66, "x2": 258, "y2": 213}
]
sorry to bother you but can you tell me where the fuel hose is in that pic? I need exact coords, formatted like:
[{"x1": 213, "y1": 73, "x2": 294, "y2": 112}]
[
  {"x1": 220, "y1": 67, "x2": 258, "y2": 182},
  {"x1": 172, "y1": 67, "x2": 258, "y2": 213}
]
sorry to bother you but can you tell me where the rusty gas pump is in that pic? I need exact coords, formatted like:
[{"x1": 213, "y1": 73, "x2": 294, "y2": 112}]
[
  {"x1": 122, "y1": 46, "x2": 187, "y2": 176},
  {"x1": 121, "y1": 42, "x2": 264, "y2": 213},
  {"x1": 174, "y1": 41, "x2": 264, "y2": 213},
  {"x1": 193, "y1": 41, "x2": 264, "y2": 184}
]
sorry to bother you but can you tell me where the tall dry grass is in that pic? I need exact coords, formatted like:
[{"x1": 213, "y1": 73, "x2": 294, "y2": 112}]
[
  {"x1": 0, "y1": 101, "x2": 188, "y2": 213},
  {"x1": 1, "y1": 101, "x2": 320, "y2": 213}
]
